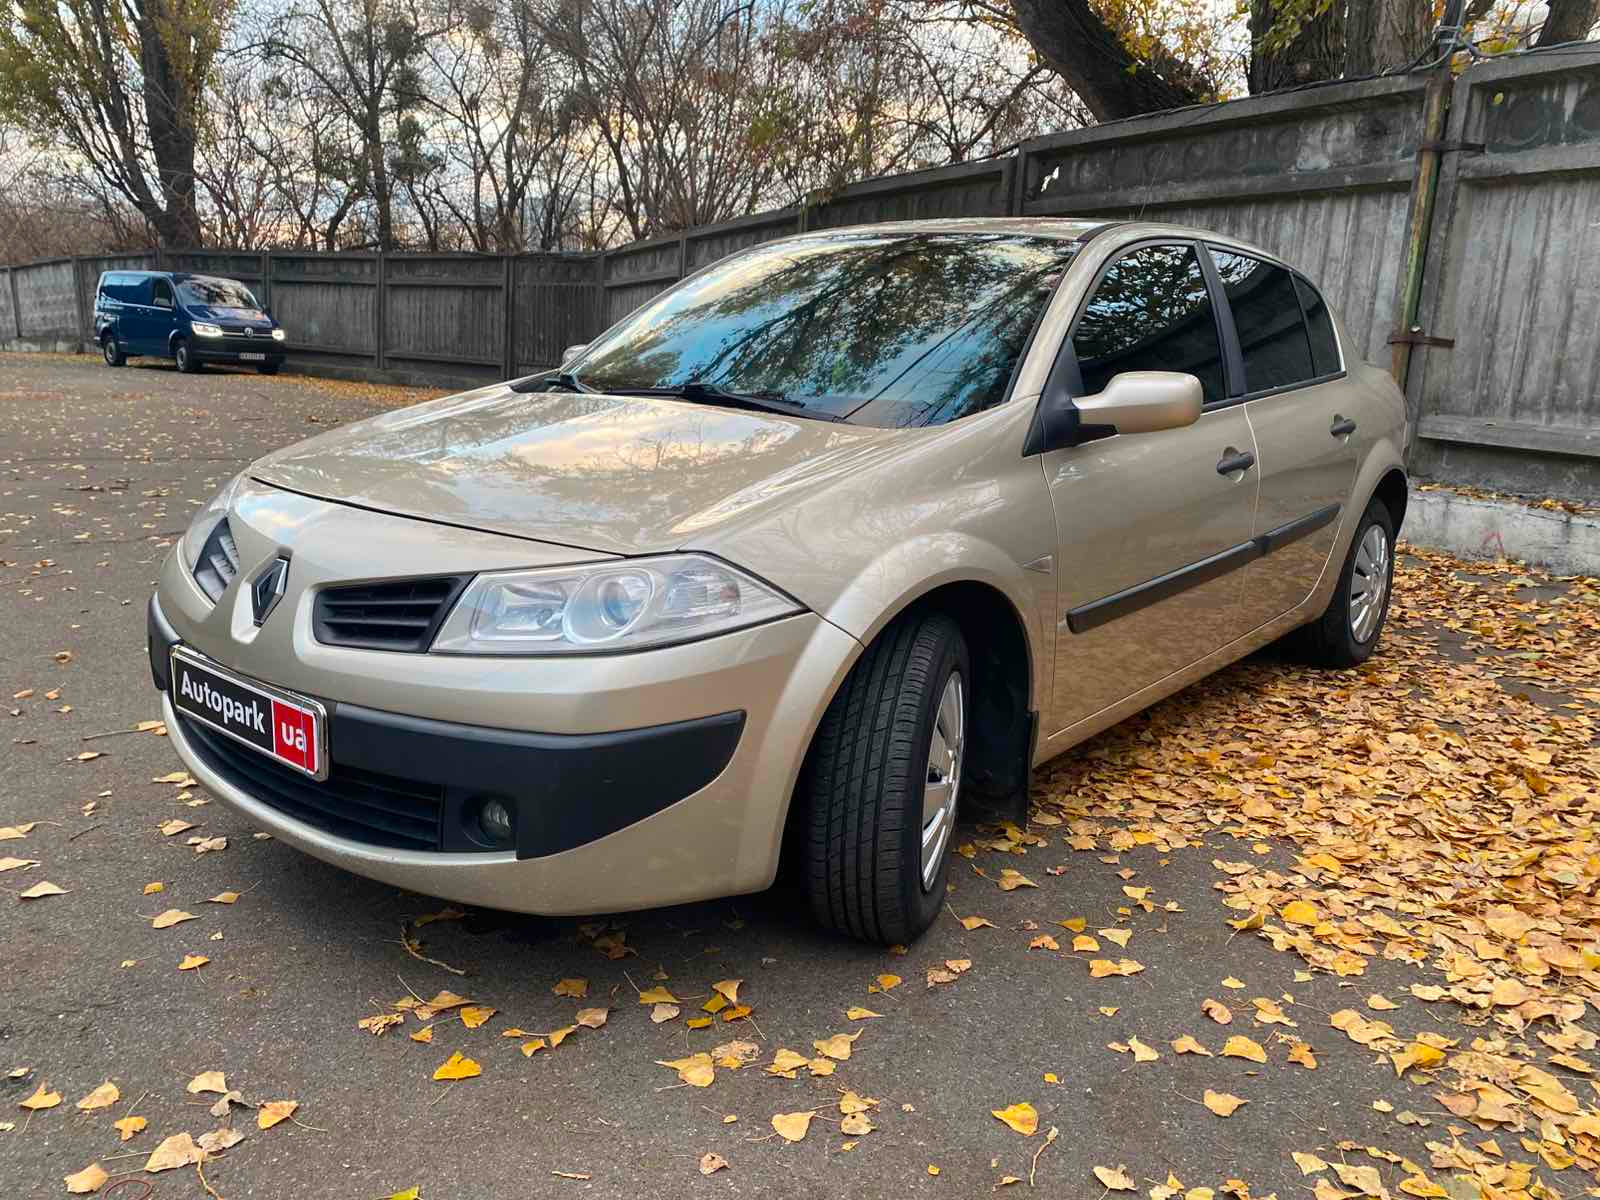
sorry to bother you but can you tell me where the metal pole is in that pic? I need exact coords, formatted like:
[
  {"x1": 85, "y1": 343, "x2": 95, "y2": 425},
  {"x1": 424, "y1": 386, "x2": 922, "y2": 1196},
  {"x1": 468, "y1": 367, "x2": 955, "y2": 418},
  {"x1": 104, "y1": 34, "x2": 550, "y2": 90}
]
[{"x1": 1390, "y1": 0, "x2": 1467, "y2": 442}]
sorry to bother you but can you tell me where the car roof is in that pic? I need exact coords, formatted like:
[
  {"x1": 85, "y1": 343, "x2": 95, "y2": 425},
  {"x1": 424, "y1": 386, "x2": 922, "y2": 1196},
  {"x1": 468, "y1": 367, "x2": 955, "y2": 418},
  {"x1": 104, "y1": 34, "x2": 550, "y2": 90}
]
[{"x1": 781, "y1": 217, "x2": 1283, "y2": 265}]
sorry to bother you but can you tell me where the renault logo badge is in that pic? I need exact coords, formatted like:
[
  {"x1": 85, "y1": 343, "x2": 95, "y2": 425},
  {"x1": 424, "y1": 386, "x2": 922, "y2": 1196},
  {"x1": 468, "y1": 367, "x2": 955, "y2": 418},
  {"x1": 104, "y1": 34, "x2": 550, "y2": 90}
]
[{"x1": 251, "y1": 557, "x2": 289, "y2": 625}]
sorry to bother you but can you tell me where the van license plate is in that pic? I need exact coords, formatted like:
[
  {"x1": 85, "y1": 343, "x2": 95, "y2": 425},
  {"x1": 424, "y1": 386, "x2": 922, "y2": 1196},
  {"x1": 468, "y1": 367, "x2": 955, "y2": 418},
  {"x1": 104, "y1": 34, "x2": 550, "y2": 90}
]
[
  {"x1": 170, "y1": 649, "x2": 326, "y2": 779},
  {"x1": 239, "y1": 352, "x2": 266, "y2": 361}
]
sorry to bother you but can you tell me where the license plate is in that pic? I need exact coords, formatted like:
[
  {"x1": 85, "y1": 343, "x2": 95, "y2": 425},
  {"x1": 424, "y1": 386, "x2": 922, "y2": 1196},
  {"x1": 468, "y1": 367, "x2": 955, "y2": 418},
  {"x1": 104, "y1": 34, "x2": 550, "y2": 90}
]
[
  {"x1": 170, "y1": 648, "x2": 326, "y2": 779},
  {"x1": 238, "y1": 352, "x2": 266, "y2": 362}
]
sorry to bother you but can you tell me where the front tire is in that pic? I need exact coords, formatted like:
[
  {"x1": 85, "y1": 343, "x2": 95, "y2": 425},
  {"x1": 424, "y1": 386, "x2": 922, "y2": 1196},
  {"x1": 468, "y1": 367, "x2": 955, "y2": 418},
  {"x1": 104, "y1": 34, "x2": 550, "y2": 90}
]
[
  {"x1": 174, "y1": 339, "x2": 199, "y2": 373},
  {"x1": 801, "y1": 610, "x2": 969, "y2": 945},
  {"x1": 1296, "y1": 496, "x2": 1396, "y2": 668},
  {"x1": 257, "y1": 362, "x2": 280, "y2": 376},
  {"x1": 102, "y1": 336, "x2": 125, "y2": 367}
]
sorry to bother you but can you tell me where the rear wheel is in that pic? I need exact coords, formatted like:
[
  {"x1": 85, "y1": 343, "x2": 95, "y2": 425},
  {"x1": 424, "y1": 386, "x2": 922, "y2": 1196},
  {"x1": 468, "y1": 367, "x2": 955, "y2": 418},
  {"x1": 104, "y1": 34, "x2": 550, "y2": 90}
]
[
  {"x1": 801, "y1": 610, "x2": 968, "y2": 945},
  {"x1": 174, "y1": 339, "x2": 199, "y2": 373},
  {"x1": 102, "y1": 336, "x2": 125, "y2": 367},
  {"x1": 1296, "y1": 496, "x2": 1396, "y2": 668}
]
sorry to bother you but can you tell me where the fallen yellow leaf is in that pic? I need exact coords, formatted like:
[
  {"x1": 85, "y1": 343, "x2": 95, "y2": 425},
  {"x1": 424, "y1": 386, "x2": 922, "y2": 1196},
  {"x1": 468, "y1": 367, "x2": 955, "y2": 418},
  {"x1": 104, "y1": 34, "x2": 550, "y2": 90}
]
[
  {"x1": 74, "y1": 1081, "x2": 118, "y2": 1111},
  {"x1": 1204, "y1": 1089, "x2": 1247, "y2": 1116},
  {"x1": 992, "y1": 1101, "x2": 1039, "y2": 1135},
  {"x1": 19, "y1": 1084, "x2": 61, "y2": 1110},
  {"x1": 64, "y1": 1163, "x2": 108, "y2": 1194},
  {"x1": 771, "y1": 1111, "x2": 814, "y2": 1142},
  {"x1": 1222, "y1": 1035, "x2": 1267, "y2": 1063},
  {"x1": 258, "y1": 1099, "x2": 298, "y2": 1130},
  {"x1": 114, "y1": 1116, "x2": 147, "y2": 1141},
  {"x1": 432, "y1": 1052, "x2": 481, "y2": 1081},
  {"x1": 657, "y1": 1053, "x2": 714, "y2": 1087}
]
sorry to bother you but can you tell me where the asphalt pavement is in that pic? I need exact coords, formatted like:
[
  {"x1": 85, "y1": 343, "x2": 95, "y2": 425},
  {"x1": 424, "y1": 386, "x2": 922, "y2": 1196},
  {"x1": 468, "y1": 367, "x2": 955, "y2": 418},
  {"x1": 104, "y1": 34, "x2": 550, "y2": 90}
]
[{"x1": 2, "y1": 352, "x2": 1592, "y2": 1200}]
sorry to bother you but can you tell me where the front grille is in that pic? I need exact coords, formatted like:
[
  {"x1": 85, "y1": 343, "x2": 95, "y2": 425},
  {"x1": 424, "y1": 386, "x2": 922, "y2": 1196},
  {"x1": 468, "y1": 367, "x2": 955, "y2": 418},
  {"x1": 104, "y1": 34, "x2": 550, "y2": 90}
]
[
  {"x1": 179, "y1": 716, "x2": 444, "y2": 850},
  {"x1": 313, "y1": 575, "x2": 469, "y2": 652},
  {"x1": 193, "y1": 519, "x2": 240, "y2": 601}
]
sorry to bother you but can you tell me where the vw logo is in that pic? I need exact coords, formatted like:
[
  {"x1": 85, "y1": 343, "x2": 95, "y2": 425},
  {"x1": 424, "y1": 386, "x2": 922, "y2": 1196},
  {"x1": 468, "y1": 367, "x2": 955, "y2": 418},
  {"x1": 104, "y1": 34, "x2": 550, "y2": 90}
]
[{"x1": 251, "y1": 557, "x2": 289, "y2": 625}]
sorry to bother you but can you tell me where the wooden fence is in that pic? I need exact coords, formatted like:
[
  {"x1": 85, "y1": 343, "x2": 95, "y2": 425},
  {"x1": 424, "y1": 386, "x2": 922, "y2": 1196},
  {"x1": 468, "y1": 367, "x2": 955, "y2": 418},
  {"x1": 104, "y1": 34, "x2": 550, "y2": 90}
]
[{"x1": 3, "y1": 43, "x2": 1596, "y2": 500}]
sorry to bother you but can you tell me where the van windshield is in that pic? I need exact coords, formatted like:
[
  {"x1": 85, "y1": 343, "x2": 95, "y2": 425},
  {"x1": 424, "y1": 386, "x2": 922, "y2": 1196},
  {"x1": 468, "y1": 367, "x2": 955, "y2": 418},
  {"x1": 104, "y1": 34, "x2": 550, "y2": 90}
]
[
  {"x1": 178, "y1": 277, "x2": 261, "y2": 310},
  {"x1": 567, "y1": 231, "x2": 1083, "y2": 428}
]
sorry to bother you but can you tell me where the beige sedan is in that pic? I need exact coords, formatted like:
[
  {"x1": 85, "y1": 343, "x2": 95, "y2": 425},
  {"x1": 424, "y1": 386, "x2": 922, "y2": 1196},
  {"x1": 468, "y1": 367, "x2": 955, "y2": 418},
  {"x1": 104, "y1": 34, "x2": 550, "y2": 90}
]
[{"x1": 149, "y1": 219, "x2": 1407, "y2": 943}]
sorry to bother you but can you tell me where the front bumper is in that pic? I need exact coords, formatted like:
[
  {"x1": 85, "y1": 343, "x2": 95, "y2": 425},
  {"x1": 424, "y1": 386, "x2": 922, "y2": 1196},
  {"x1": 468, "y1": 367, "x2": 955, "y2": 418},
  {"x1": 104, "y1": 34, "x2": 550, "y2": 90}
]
[
  {"x1": 149, "y1": 486, "x2": 862, "y2": 913},
  {"x1": 152, "y1": 597, "x2": 745, "y2": 858},
  {"x1": 192, "y1": 339, "x2": 285, "y2": 366}
]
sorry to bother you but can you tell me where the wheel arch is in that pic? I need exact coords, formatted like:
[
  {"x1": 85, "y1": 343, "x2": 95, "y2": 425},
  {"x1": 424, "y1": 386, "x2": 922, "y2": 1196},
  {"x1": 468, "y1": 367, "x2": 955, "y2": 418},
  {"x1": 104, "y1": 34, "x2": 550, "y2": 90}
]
[
  {"x1": 786, "y1": 569, "x2": 1038, "y2": 859},
  {"x1": 1373, "y1": 466, "x2": 1408, "y2": 533}
]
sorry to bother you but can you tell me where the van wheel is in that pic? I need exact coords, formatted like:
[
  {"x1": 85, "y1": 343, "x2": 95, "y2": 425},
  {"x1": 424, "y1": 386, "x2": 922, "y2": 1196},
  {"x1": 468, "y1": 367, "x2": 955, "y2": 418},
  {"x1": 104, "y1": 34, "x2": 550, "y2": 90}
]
[
  {"x1": 257, "y1": 362, "x2": 279, "y2": 376},
  {"x1": 174, "y1": 339, "x2": 199, "y2": 373},
  {"x1": 801, "y1": 610, "x2": 968, "y2": 945},
  {"x1": 102, "y1": 336, "x2": 125, "y2": 367},
  {"x1": 1295, "y1": 496, "x2": 1396, "y2": 669}
]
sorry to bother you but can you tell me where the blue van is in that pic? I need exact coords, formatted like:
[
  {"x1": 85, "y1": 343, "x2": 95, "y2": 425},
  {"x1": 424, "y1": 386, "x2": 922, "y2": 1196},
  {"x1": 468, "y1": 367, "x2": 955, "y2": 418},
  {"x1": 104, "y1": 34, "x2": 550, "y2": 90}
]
[{"x1": 95, "y1": 271, "x2": 286, "y2": 374}]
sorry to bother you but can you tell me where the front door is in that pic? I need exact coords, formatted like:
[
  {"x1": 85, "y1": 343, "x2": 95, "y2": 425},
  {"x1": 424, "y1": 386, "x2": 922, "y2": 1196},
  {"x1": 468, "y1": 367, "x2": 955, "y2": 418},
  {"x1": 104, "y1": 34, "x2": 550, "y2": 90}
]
[
  {"x1": 1206, "y1": 251, "x2": 1359, "y2": 629},
  {"x1": 1043, "y1": 241, "x2": 1260, "y2": 735},
  {"x1": 147, "y1": 277, "x2": 178, "y2": 357}
]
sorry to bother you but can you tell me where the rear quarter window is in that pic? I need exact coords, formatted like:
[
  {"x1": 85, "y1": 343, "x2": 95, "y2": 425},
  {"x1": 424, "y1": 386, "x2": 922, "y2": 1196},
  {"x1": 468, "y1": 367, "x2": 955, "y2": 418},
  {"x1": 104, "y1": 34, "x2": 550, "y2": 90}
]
[{"x1": 1294, "y1": 275, "x2": 1342, "y2": 377}]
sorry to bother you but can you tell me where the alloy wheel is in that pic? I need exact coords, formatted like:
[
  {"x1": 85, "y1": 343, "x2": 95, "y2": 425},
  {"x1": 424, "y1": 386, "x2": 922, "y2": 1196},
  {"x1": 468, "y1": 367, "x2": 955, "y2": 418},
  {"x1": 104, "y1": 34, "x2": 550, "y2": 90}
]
[
  {"x1": 1349, "y1": 524, "x2": 1390, "y2": 643},
  {"x1": 920, "y1": 671, "x2": 963, "y2": 891}
]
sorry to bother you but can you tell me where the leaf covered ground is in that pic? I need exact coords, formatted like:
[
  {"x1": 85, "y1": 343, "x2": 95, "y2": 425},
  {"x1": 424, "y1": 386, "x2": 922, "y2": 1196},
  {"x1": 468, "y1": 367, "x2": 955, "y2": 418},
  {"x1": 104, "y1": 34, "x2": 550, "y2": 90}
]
[{"x1": 2, "y1": 355, "x2": 1598, "y2": 1198}]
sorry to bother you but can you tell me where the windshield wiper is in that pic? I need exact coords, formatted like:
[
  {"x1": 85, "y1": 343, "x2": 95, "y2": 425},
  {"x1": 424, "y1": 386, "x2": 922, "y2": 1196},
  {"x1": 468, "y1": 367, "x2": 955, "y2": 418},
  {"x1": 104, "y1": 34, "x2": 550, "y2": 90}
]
[
  {"x1": 510, "y1": 369, "x2": 590, "y2": 394},
  {"x1": 629, "y1": 381, "x2": 841, "y2": 422}
]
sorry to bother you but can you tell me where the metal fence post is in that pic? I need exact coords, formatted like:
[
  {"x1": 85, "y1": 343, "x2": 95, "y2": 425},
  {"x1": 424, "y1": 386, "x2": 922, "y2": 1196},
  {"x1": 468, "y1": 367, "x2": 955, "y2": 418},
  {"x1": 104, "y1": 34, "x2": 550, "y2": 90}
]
[
  {"x1": 8, "y1": 267, "x2": 22, "y2": 340},
  {"x1": 72, "y1": 257, "x2": 90, "y2": 351},
  {"x1": 374, "y1": 251, "x2": 387, "y2": 372},
  {"x1": 503, "y1": 253, "x2": 516, "y2": 379}
]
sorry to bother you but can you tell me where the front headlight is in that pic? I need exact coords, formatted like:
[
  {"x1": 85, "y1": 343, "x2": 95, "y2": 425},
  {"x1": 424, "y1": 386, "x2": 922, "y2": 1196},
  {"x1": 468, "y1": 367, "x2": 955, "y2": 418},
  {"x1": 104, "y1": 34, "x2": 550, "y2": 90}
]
[
  {"x1": 191, "y1": 321, "x2": 224, "y2": 337},
  {"x1": 180, "y1": 471, "x2": 247, "y2": 569},
  {"x1": 431, "y1": 554, "x2": 803, "y2": 655},
  {"x1": 270, "y1": 328, "x2": 286, "y2": 341}
]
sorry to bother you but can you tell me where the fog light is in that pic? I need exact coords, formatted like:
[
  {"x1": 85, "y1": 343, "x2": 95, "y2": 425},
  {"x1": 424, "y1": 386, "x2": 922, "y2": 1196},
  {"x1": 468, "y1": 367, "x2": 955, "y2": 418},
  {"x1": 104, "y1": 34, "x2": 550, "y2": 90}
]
[{"x1": 476, "y1": 797, "x2": 514, "y2": 847}]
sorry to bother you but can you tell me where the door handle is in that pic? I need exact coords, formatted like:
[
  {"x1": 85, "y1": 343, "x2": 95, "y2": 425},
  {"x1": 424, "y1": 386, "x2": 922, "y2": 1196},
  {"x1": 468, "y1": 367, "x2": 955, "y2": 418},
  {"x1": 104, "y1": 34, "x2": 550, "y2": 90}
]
[
  {"x1": 1216, "y1": 448, "x2": 1255, "y2": 475},
  {"x1": 1330, "y1": 415, "x2": 1357, "y2": 437}
]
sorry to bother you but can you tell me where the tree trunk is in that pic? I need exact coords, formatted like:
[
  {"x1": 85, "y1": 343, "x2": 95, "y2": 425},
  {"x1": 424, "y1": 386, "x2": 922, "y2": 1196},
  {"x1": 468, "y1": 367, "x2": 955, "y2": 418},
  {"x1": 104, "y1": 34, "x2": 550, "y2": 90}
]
[
  {"x1": 1008, "y1": 0, "x2": 1215, "y2": 121},
  {"x1": 1344, "y1": 0, "x2": 1432, "y2": 76},
  {"x1": 1537, "y1": 0, "x2": 1600, "y2": 45},
  {"x1": 137, "y1": 5, "x2": 204, "y2": 246},
  {"x1": 1249, "y1": 0, "x2": 1345, "y2": 94}
]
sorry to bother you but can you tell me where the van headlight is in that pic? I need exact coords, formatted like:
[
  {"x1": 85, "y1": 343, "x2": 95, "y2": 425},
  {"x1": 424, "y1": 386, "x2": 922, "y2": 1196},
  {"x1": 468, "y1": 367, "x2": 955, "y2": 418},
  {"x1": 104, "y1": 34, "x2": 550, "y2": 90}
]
[
  {"x1": 180, "y1": 471, "x2": 247, "y2": 569},
  {"x1": 271, "y1": 328, "x2": 286, "y2": 341},
  {"x1": 191, "y1": 321, "x2": 224, "y2": 338},
  {"x1": 431, "y1": 555, "x2": 802, "y2": 654}
]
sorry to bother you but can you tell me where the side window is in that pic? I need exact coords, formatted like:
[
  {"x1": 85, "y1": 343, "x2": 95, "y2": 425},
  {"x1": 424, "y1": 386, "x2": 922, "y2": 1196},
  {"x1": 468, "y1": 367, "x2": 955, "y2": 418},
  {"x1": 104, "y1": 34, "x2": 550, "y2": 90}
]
[
  {"x1": 1293, "y1": 275, "x2": 1341, "y2": 377},
  {"x1": 1209, "y1": 250, "x2": 1315, "y2": 393},
  {"x1": 1071, "y1": 243, "x2": 1226, "y2": 405},
  {"x1": 151, "y1": 278, "x2": 175, "y2": 308}
]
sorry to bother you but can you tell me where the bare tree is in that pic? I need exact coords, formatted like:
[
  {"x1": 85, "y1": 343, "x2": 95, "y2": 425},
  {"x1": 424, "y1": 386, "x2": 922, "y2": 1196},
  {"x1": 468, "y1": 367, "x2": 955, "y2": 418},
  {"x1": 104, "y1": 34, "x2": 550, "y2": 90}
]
[{"x1": 260, "y1": 0, "x2": 447, "y2": 249}]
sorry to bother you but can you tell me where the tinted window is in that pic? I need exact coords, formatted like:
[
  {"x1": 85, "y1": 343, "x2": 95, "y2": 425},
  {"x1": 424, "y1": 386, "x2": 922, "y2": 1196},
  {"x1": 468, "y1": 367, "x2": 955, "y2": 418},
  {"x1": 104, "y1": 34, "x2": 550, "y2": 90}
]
[
  {"x1": 1210, "y1": 251, "x2": 1315, "y2": 392},
  {"x1": 1071, "y1": 243, "x2": 1226, "y2": 404},
  {"x1": 569, "y1": 231, "x2": 1082, "y2": 428},
  {"x1": 151, "y1": 278, "x2": 175, "y2": 307},
  {"x1": 179, "y1": 276, "x2": 261, "y2": 309},
  {"x1": 1293, "y1": 275, "x2": 1341, "y2": 376}
]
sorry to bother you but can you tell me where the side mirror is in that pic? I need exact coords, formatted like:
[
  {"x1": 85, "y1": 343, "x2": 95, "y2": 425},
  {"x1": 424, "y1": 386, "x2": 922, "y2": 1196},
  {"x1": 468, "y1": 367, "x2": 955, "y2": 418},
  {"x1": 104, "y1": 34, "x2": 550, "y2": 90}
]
[
  {"x1": 561, "y1": 343, "x2": 587, "y2": 366},
  {"x1": 1074, "y1": 371, "x2": 1203, "y2": 436}
]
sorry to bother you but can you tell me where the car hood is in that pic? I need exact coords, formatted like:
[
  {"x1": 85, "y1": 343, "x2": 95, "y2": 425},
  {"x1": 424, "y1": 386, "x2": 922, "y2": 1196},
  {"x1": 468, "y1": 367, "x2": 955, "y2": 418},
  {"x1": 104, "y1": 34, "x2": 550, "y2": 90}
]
[
  {"x1": 250, "y1": 383, "x2": 906, "y2": 556},
  {"x1": 188, "y1": 305, "x2": 273, "y2": 327}
]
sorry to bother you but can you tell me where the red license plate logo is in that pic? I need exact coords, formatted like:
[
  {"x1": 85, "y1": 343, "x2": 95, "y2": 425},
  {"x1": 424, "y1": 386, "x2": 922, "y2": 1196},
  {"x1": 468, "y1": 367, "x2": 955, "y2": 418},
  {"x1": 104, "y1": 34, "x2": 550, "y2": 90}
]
[{"x1": 271, "y1": 700, "x2": 318, "y2": 774}]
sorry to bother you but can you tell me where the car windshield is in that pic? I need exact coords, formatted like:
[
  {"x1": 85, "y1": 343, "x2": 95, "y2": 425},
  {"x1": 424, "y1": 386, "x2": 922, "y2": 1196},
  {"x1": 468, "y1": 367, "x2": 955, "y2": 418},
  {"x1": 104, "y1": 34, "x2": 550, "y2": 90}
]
[
  {"x1": 178, "y1": 276, "x2": 261, "y2": 310},
  {"x1": 567, "y1": 231, "x2": 1083, "y2": 427}
]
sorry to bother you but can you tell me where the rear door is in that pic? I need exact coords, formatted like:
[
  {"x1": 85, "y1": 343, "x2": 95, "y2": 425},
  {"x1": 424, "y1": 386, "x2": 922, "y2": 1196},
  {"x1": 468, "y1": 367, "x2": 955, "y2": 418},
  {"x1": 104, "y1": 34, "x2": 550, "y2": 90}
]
[
  {"x1": 1042, "y1": 240, "x2": 1260, "y2": 735},
  {"x1": 1208, "y1": 250, "x2": 1359, "y2": 629}
]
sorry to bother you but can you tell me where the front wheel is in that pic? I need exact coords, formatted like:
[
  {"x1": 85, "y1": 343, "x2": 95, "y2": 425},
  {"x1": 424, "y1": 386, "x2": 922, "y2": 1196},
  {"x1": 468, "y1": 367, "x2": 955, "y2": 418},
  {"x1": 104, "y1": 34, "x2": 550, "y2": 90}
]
[
  {"x1": 1296, "y1": 497, "x2": 1396, "y2": 668},
  {"x1": 257, "y1": 362, "x2": 280, "y2": 376},
  {"x1": 102, "y1": 336, "x2": 125, "y2": 367},
  {"x1": 174, "y1": 339, "x2": 199, "y2": 373},
  {"x1": 801, "y1": 610, "x2": 969, "y2": 945}
]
